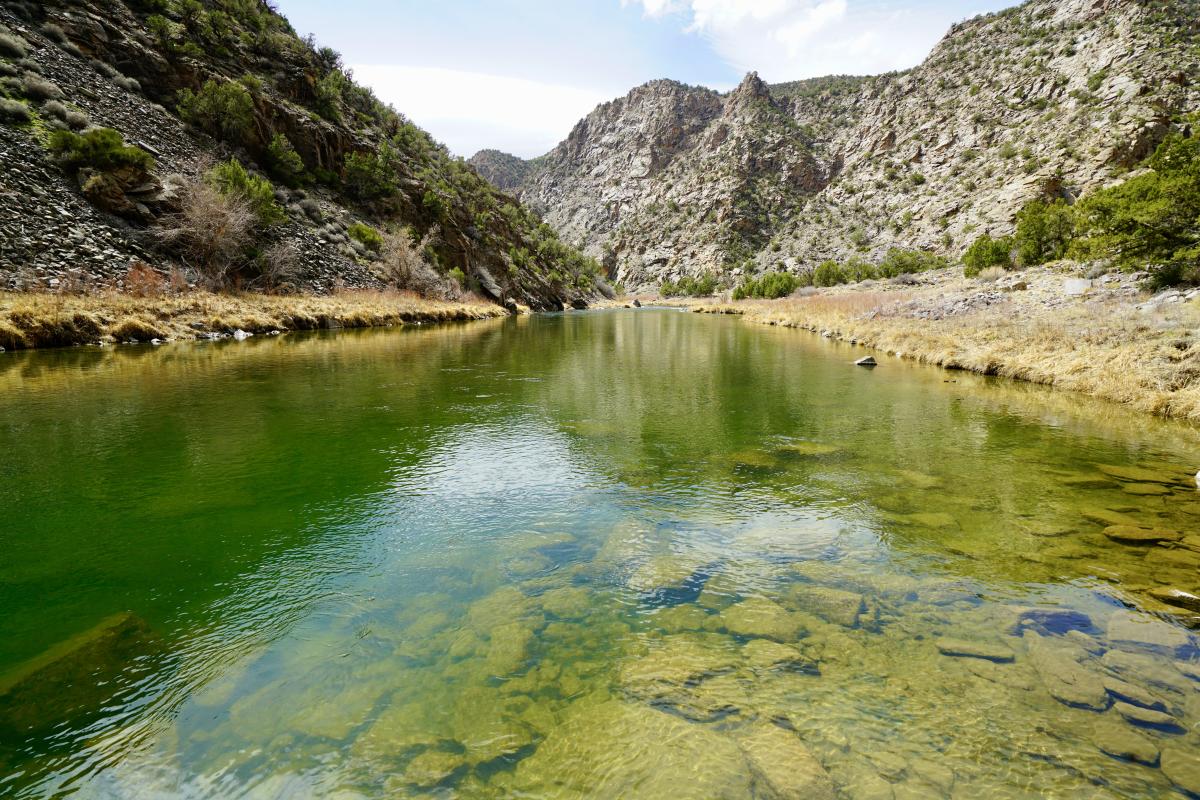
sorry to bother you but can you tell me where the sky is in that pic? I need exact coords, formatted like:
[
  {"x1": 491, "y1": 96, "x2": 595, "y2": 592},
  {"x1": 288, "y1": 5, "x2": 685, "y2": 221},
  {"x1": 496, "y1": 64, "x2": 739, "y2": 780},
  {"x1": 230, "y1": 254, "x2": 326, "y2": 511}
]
[{"x1": 272, "y1": 0, "x2": 1013, "y2": 159}]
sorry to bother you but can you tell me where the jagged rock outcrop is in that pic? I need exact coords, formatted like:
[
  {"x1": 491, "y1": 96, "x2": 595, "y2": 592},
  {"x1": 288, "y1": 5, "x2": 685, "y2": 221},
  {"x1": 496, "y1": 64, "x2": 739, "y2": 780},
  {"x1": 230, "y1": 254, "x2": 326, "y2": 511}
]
[
  {"x1": 497, "y1": 0, "x2": 1199, "y2": 289},
  {"x1": 467, "y1": 149, "x2": 538, "y2": 193},
  {"x1": 0, "y1": 0, "x2": 601, "y2": 310}
]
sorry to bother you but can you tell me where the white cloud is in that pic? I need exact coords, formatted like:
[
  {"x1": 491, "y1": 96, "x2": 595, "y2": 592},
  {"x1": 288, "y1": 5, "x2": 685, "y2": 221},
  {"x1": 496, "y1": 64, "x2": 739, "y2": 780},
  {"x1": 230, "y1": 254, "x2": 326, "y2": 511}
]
[
  {"x1": 350, "y1": 65, "x2": 615, "y2": 158},
  {"x1": 624, "y1": 0, "x2": 971, "y2": 80}
]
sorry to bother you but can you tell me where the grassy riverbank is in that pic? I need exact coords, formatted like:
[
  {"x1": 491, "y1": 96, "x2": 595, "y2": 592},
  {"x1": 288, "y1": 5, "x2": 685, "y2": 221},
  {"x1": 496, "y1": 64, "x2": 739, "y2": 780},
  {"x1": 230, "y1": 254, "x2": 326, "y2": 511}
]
[
  {"x1": 657, "y1": 267, "x2": 1200, "y2": 423},
  {"x1": 0, "y1": 290, "x2": 508, "y2": 350}
]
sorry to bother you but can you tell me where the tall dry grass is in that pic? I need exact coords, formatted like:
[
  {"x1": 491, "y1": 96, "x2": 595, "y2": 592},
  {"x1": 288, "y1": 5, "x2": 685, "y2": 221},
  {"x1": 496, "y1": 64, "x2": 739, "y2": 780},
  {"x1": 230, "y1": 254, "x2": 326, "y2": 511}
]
[
  {"x1": 692, "y1": 291, "x2": 1200, "y2": 423},
  {"x1": 0, "y1": 289, "x2": 507, "y2": 350}
]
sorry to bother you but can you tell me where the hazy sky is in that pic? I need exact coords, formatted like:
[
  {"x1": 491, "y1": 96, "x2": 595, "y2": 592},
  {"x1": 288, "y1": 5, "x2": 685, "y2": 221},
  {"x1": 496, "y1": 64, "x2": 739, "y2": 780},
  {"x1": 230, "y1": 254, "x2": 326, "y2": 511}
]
[{"x1": 272, "y1": 0, "x2": 1012, "y2": 159}]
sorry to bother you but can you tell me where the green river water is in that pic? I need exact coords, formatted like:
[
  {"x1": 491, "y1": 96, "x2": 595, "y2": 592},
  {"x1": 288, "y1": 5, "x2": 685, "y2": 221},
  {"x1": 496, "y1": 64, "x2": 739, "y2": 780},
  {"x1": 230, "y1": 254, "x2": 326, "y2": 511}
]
[{"x1": 1, "y1": 309, "x2": 1199, "y2": 798}]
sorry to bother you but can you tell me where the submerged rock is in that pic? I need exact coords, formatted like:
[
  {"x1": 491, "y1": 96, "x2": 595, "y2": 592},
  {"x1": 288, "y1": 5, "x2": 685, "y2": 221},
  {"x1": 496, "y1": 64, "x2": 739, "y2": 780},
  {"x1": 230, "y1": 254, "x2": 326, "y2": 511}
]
[
  {"x1": 1148, "y1": 588, "x2": 1200, "y2": 613},
  {"x1": 1112, "y1": 701, "x2": 1184, "y2": 732},
  {"x1": 1103, "y1": 677, "x2": 1167, "y2": 712},
  {"x1": 743, "y1": 639, "x2": 818, "y2": 674},
  {"x1": 0, "y1": 612, "x2": 156, "y2": 738},
  {"x1": 401, "y1": 749, "x2": 466, "y2": 788},
  {"x1": 792, "y1": 585, "x2": 867, "y2": 628},
  {"x1": 1006, "y1": 606, "x2": 1093, "y2": 636},
  {"x1": 1026, "y1": 632, "x2": 1110, "y2": 711},
  {"x1": 935, "y1": 637, "x2": 1015, "y2": 663},
  {"x1": 737, "y1": 722, "x2": 835, "y2": 799},
  {"x1": 1106, "y1": 610, "x2": 1193, "y2": 657},
  {"x1": 510, "y1": 697, "x2": 754, "y2": 798},
  {"x1": 776, "y1": 440, "x2": 841, "y2": 458},
  {"x1": 1163, "y1": 748, "x2": 1200, "y2": 797},
  {"x1": 1096, "y1": 464, "x2": 1185, "y2": 485},
  {"x1": 1101, "y1": 649, "x2": 1193, "y2": 695},
  {"x1": 626, "y1": 554, "x2": 706, "y2": 595},
  {"x1": 1102, "y1": 525, "x2": 1182, "y2": 545},
  {"x1": 1092, "y1": 722, "x2": 1160, "y2": 766},
  {"x1": 720, "y1": 597, "x2": 807, "y2": 642}
]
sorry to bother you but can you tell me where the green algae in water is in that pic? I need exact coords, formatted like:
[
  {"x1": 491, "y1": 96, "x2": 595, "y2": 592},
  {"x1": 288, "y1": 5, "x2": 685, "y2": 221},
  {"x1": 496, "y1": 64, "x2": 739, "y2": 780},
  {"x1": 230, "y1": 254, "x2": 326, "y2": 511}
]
[{"x1": 1, "y1": 311, "x2": 1199, "y2": 798}]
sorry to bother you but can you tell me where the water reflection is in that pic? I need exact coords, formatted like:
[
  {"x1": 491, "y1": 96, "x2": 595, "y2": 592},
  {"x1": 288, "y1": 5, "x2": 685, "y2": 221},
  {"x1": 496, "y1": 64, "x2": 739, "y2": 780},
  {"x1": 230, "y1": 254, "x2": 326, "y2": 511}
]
[{"x1": 0, "y1": 311, "x2": 1198, "y2": 798}]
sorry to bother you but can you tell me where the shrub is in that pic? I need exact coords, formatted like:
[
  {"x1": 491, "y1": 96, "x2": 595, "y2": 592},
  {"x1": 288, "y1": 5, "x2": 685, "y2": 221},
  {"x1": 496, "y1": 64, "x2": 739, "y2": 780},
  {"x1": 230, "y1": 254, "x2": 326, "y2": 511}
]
[
  {"x1": 1014, "y1": 198, "x2": 1074, "y2": 266},
  {"x1": 878, "y1": 248, "x2": 949, "y2": 278},
  {"x1": 660, "y1": 272, "x2": 718, "y2": 297},
  {"x1": 124, "y1": 262, "x2": 166, "y2": 297},
  {"x1": 978, "y1": 266, "x2": 1007, "y2": 282},
  {"x1": 266, "y1": 133, "x2": 306, "y2": 186},
  {"x1": 48, "y1": 128, "x2": 154, "y2": 174},
  {"x1": 344, "y1": 143, "x2": 398, "y2": 200},
  {"x1": 157, "y1": 175, "x2": 256, "y2": 286},
  {"x1": 19, "y1": 73, "x2": 63, "y2": 101},
  {"x1": 347, "y1": 222, "x2": 383, "y2": 253},
  {"x1": 843, "y1": 257, "x2": 878, "y2": 283},
  {"x1": 377, "y1": 226, "x2": 457, "y2": 298},
  {"x1": 962, "y1": 233, "x2": 1014, "y2": 276},
  {"x1": 734, "y1": 271, "x2": 801, "y2": 299},
  {"x1": 0, "y1": 97, "x2": 30, "y2": 124},
  {"x1": 177, "y1": 78, "x2": 254, "y2": 143},
  {"x1": 813, "y1": 260, "x2": 847, "y2": 287},
  {"x1": 1072, "y1": 133, "x2": 1200, "y2": 288},
  {"x1": 206, "y1": 159, "x2": 284, "y2": 227},
  {"x1": 0, "y1": 32, "x2": 27, "y2": 59}
]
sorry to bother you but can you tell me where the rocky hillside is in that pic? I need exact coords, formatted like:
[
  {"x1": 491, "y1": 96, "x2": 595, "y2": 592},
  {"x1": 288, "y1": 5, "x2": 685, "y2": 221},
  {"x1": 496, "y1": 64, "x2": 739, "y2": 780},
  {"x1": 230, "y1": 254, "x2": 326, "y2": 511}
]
[
  {"x1": 488, "y1": 0, "x2": 1199, "y2": 290},
  {"x1": 0, "y1": 0, "x2": 604, "y2": 310},
  {"x1": 467, "y1": 149, "x2": 539, "y2": 193}
]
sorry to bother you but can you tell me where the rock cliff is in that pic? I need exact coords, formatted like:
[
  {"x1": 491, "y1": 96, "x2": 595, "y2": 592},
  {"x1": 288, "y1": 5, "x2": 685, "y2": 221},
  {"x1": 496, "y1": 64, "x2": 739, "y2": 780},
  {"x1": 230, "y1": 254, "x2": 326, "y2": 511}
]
[{"x1": 482, "y1": 0, "x2": 1199, "y2": 290}]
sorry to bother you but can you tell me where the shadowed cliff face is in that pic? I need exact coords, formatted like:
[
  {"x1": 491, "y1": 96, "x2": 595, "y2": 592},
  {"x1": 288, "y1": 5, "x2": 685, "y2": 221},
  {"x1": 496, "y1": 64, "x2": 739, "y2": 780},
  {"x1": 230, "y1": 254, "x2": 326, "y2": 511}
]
[
  {"x1": 0, "y1": 1, "x2": 602, "y2": 311},
  {"x1": 485, "y1": 0, "x2": 1199, "y2": 290}
]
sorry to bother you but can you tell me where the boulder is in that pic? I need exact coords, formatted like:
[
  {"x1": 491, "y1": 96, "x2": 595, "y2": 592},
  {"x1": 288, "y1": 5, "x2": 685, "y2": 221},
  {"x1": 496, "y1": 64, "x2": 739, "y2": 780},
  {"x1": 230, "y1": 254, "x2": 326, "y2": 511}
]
[
  {"x1": 1101, "y1": 649, "x2": 1193, "y2": 694},
  {"x1": 1102, "y1": 677, "x2": 1167, "y2": 712},
  {"x1": 1148, "y1": 588, "x2": 1200, "y2": 613},
  {"x1": 855, "y1": 356, "x2": 878, "y2": 367}
]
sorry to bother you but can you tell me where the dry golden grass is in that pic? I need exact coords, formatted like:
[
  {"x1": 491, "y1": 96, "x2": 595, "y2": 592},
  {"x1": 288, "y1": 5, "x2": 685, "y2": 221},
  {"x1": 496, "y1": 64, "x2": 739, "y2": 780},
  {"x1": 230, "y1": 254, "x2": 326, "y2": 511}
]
[
  {"x1": 692, "y1": 291, "x2": 1200, "y2": 423},
  {"x1": 0, "y1": 289, "x2": 507, "y2": 350}
]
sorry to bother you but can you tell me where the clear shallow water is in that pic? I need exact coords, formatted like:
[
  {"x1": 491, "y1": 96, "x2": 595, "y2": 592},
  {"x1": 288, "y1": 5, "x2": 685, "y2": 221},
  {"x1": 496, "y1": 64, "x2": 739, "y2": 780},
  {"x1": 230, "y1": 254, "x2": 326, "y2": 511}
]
[{"x1": 0, "y1": 310, "x2": 1198, "y2": 798}]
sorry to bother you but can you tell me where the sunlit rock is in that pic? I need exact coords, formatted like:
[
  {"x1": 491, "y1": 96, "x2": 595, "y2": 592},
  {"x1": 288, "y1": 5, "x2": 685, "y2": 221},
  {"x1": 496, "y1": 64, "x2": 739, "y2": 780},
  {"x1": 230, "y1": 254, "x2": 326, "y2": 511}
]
[
  {"x1": 935, "y1": 637, "x2": 1015, "y2": 663},
  {"x1": 1106, "y1": 610, "x2": 1193, "y2": 657},
  {"x1": 792, "y1": 585, "x2": 867, "y2": 628},
  {"x1": 720, "y1": 597, "x2": 808, "y2": 642},
  {"x1": 1091, "y1": 721, "x2": 1159, "y2": 766},
  {"x1": 736, "y1": 722, "x2": 835, "y2": 799},
  {"x1": 1026, "y1": 632, "x2": 1110, "y2": 711},
  {"x1": 509, "y1": 697, "x2": 755, "y2": 798}
]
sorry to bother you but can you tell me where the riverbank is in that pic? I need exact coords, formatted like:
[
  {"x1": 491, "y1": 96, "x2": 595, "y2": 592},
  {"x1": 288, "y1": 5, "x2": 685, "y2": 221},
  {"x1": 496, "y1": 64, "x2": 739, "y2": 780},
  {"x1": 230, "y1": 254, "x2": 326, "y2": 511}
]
[
  {"x1": 656, "y1": 267, "x2": 1200, "y2": 423},
  {"x1": 0, "y1": 290, "x2": 509, "y2": 350}
]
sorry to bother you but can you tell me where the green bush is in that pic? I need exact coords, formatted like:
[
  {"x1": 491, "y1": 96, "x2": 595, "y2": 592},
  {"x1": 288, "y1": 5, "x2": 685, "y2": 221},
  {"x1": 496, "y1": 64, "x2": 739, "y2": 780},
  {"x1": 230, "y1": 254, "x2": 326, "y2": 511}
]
[
  {"x1": 266, "y1": 133, "x2": 306, "y2": 187},
  {"x1": 348, "y1": 222, "x2": 383, "y2": 253},
  {"x1": 177, "y1": 78, "x2": 254, "y2": 143},
  {"x1": 813, "y1": 260, "x2": 847, "y2": 287},
  {"x1": 344, "y1": 143, "x2": 398, "y2": 201},
  {"x1": 660, "y1": 272, "x2": 718, "y2": 297},
  {"x1": 962, "y1": 234, "x2": 1014, "y2": 276},
  {"x1": 207, "y1": 159, "x2": 284, "y2": 227},
  {"x1": 733, "y1": 271, "x2": 801, "y2": 300},
  {"x1": 1072, "y1": 133, "x2": 1200, "y2": 288},
  {"x1": 1014, "y1": 199, "x2": 1074, "y2": 266},
  {"x1": 878, "y1": 248, "x2": 950, "y2": 278},
  {"x1": 843, "y1": 257, "x2": 878, "y2": 283},
  {"x1": 48, "y1": 128, "x2": 154, "y2": 174}
]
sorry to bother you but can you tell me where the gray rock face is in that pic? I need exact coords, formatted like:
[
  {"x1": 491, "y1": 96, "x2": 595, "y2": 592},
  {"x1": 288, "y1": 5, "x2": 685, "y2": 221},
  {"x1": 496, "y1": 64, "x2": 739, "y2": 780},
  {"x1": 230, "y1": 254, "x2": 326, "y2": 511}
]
[{"x1": 496, "y1": 1, "x2": 1199, "y2": 290}]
